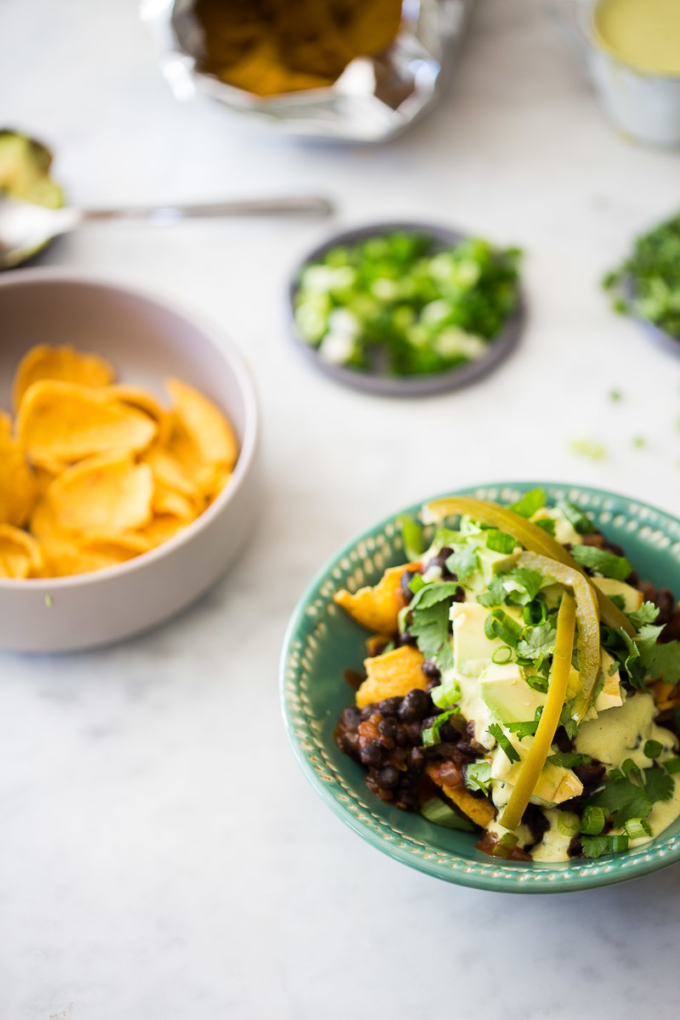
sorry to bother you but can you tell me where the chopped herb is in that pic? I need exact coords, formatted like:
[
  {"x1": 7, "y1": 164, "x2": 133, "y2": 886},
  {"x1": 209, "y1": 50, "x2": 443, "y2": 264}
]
[
  {"x1": 609, "y1": 390, "x2": 622, "y2": 402},
  {"x1": 510, "y1": 488, "x2": 545, "y2": 518},
  {"x1": 603, "y1": 211, "x2": 680, "y2": 340},
  {"x1": 632, "y1": 436, "x2": 646, "y2": 449},
  {"x1": 491, "y1": 646, "x2": 513, "y2": 664},
  {"x1": 408, "y1": 581, "x2": 461, "y2": 663},
  {"x1": 507, "y1": 707, "x2": 543, "y2": 741},
  {"x1": 516, "y1": 620, "x2": 557, "y2": 660},
  {"x1": 570, "y1": 544, "x2": 633, "y2": 581},
  {"x1": 547, "y1": 751, "x2": 591, "y2": 769},
  {"x1": 609, "y1": 834, "x2": 630, "y2": 853},
  {"x1": 588, "y1": 773, "x2": 653, "y2": 827},
  {"x1": 408, "y1": 573, "x2": 425, "y2": 595},
  {"x1": 637, "y1": 622, "x2": 680, "y2": 684},
  {"x1": 609, "y1": 594, "x2": 626, "y2": 611},
  {"x1": 644, "y1": 739, "x2": 664, "y2": 760},
  {"x1": 431, "y1": 677, "x2": 462, "y2": 709},
  {"x1": 477, "y1": 575, "x2": 506, "y2": 608},
  {"x1": 628, "y1": 601, "x2": 660, "y2": 628},
  {"x1": 569, "y1": 438, "x2": 607, "y2": 461},
  {"x1": 465, "y1": 760, "x2": 492, "y2": 795},
  {"x1": 398, "y1": 514, "x2": 424, "y2": 561},
  {"x1": 643, "y1": 765, "x2": 675, "y2": 802},
  {"x1": 44, "y1": 594, "x2": 53, "y2": 608},
  {"x1": 557, "y1": 811, "x2": 580, "y2": 836},
  {"x1": 422, "y1": 709, "x2": 460, "y2": 747},
  {"x1": 502, "y1": 568, "x2": 544, "y2": 606},
  {"x1": 445, "y1": 545, "x2": 479, "y2": 582},
  {"x1": 559, "y1": 699, "x2": 580, "y2": 740},
  {"x1": 556, "y1": 499, "x2": 597, "y2": 535},
  {"x1": 535, "y1": 517, "x2": 556, "y2": 536},
  {"x1": 485, "y1": 529, "x2": 517, "y2": 554},
  {"x1": 488, "y1": 723, "x2": 521, "y2": 763},
  {"x1": 581, "y1": 835, "x2": 609, "y2": 858}
]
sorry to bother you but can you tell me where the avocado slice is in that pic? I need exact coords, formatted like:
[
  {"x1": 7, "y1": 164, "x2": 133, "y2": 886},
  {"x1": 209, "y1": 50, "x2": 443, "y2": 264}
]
[
  {"x1": 479, "y1": 662, "x2": 546, "y2": 723},
  {"x1": 591, "y1": 576, "x2": 643, "y2": 614},
  {"x1": 0, "y1": 130, "x2": 63, "y2": 208}
]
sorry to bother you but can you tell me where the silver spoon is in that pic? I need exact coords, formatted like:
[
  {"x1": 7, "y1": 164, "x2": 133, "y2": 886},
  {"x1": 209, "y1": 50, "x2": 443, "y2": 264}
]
[{"x1": 0, "y1": 194, "x2": 334, "y2": 269}]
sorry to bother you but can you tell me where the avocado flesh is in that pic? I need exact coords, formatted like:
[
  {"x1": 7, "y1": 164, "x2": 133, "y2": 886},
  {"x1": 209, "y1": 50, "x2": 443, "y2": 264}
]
[{"x1": 0, "y1": 131, "x2": 63, "y2": 208}]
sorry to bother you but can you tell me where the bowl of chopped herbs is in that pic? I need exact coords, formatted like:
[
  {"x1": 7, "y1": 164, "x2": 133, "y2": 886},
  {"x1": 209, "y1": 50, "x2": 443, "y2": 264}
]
[
  {"x1": 604, "y1": 211, "x2": 680, "y2": 356},
  {"x1": 289, "y1": 223, "x2": 524, "y2": 396}
]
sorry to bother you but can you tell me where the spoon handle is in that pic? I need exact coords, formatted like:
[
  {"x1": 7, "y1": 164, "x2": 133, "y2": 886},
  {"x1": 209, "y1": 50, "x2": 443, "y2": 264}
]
[{"x1": 78, "y1": 195, "x2": 333, "y2": 223}]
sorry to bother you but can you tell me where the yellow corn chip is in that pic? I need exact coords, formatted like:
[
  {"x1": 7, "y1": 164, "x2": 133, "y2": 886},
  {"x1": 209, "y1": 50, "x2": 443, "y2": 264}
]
[
  {"x1": 0, "y1": 524, "x2": 44, "y2": 578},
  {"x1": 48, "y1": 451, "x2": 153, "y2": 534},
  {"x1": 152, "y1": 484, "x2": 197, "y2": 522},
  {"x1": 138, "y1": 515, "x2": 188, "y2": 548},
  {"x1": 13, "y1": 344, "x2": 115, "y2": 410},
  {"x1": 142, "y1": 443, "x2": 196, "y2": 498},
  {"x1": 166, "y1": 377, "x2": 238, "y2": 471},
  {"x1": 0, "y1": 430, "x2": 37, "y2": 526},
  {"x1": 105, "y1": 385, "x2": 171, "y2": 445},
  {"x1": 17, "y1": 381, "x2": 157, "y2": 466}
]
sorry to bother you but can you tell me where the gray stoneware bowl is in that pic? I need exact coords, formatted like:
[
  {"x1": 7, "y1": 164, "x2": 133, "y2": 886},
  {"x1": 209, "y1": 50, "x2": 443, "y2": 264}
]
[
  {"x1": 0, "y1": 270, "x2": 259, "y2": 652},
  {"x1": 288, "y1": 221, "x2": 524, "y2": 397}
]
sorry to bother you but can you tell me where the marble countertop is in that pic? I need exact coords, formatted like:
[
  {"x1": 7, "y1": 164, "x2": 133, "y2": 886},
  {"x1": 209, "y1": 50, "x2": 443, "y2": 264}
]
[{"x1": 2, "y1": 0, "x2": 680, "y2": 1016}]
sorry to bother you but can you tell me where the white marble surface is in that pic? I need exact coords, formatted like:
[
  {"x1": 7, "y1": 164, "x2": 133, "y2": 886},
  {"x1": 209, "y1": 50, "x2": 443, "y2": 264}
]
[{"x1": 2, "y1": 1, "x2": 680, "y2": 1017}]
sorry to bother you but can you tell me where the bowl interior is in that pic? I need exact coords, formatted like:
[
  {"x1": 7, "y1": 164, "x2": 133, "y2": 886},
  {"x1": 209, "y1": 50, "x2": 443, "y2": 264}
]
[
  {"x1": 0, "y1": 273, "x2": 249, "y2": 444},
  {"x1": 282, "y1": 481, "x2": 680, "y2": 892}
]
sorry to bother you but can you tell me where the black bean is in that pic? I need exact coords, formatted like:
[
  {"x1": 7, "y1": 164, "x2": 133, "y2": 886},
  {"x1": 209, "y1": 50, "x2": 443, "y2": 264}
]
[
  {"x1": 376, "y1": 764, "x2": 401, "y2": 790},
  {"x1": 567, "y1": 836, "x2": 583, "y2": 858},
  {"x1": 341, "y1": 706, "x2": 361, "y2": 730},
  {"x1": 655, "y1": 588, "x2": 676, "y2": 625},
  {"x1": 408, "y1": 746, "x2": 425, "y2": 770},
  {"x1": 399, "y1": 688, "x2": 430, "y2": 722},
  {"x1": 378, "y1": 716, "x2": 397, "y2": 740},
  {"x1": 421, "y1": 660, "x2": 441, "y2": 680},
  {"x1": 397, "y1": 631, "x2": 417, "y2": 646},
  {"x1": 377, "y1": 697, "x2": 402, "y2": 717},
  {"x1": 360, "y1": 741, "x2": 385, "y2": 767},
  {"x1": 439, "y1": 721, "x2": 458, "y2": 743},
  {"x1": 360, "y1": 705, "x2": 376, "y2": 721}
]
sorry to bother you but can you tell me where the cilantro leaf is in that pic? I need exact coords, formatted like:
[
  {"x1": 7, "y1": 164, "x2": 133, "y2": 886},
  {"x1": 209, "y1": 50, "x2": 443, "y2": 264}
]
[
  {"x1": 588, "y1": 775, "x2": 653, "y2": 826},
  {"x1": 535, "y1": 517, "x2": 556, "y2": 536},
  {"x1": 408, "y1": 582, "x2": 461, "y2": 662},
  {"x1": 580, "y1": 835, "x2": 609, "y2": 858},
  {"x1": 556, "y1": 499, "x2": 596, "y2": 535},
  {"x1": 547, "y1": 752, "x2": 591, "y2": 768},
  {"x1": 644, "y1": 766, "x2": 675, "y2": 802},
  {"x1": 465, "y1": 760, "x2": 492, "y2": 795},
  {"x1": 445, "y1": 546, "x2": 479, "y2": 582},
  {"x1": 510, "y1": 488, "x2": 545, "y2": 518},
  {"x1": 502, "y1": 568, "x2": 544, "y2": 606},
  {"x1": 488, "y1": 723, "x2": 521, "y2": 763},
  {"x1": 507, "y1": 707, "x2": 543, "y2": 741},
  {"x1": 559, "y1": 699, "x2": 579, "y2": 740},
  {"x1": 637, "y1": 624, "x2": 680, "y2": 684},
  {"x1": 485, "y1": 529, "x2": 517, "y2": 554},
  {"x1": 628, "y1": 601, "x2": 660, "y2": 629},
  {"x1": 517, "y1": 620, "x2": 557, "y2": 660},
  {"x1": 570, "y1": 545, "x2": 633, "y2": 581},
  {"x1": 477, "y1": 575, "x2": 506, "y2": 608}
]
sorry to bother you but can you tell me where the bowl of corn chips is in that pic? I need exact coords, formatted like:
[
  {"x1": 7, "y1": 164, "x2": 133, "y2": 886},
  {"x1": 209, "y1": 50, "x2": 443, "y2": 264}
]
[{"x1": 0, "y1": 270, "x2": 259, "y2": 652}]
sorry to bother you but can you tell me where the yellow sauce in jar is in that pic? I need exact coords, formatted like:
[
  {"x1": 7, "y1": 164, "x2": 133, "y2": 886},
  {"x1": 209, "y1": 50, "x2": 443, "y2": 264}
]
[{"x1": 594, "y1": 0, "x2": 680, "y2": 76}]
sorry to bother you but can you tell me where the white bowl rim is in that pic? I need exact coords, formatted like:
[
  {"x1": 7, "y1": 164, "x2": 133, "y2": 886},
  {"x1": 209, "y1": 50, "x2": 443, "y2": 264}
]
[{"x1": 0, "y1": 267, "x2": 259, "y2": 589}]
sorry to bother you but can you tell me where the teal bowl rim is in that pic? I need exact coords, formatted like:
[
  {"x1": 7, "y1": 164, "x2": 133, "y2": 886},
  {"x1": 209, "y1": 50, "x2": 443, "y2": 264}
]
[{"x1": 280, "y1": 481, "x2": 680, "y2": 893}]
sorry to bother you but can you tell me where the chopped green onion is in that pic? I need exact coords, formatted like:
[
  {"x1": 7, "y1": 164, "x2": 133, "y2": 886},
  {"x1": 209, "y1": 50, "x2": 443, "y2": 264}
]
[
  {"x1": 525, "y1": 674, "x2": 549, "y2": 694},
  {"x1": 557, "y1": 811, "x2": 580, "y2": 836},
  {"x1": 492, "y1": 646, "x2": 513, "y2": 665},
  {"x1": 624, "y1": 817, "x2": 652, "y2": 840},
  {"x1": 422, "y1": 709, "x2": 460, "y2": 747},
  {"x1": 609, "y1": 834, "x2": 629, "y2": 853},
  {"x1": 581, "y1": 805, "x2": 606, "y2": 836},
  {"x1": 644, "y1": 739, "x2": 663, "y2": 760}
]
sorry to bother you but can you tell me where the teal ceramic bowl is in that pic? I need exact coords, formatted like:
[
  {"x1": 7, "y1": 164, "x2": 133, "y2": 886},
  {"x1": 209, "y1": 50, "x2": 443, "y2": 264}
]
[{"x1": 281, "y1": 481, "x2": 680, "y2": 893}]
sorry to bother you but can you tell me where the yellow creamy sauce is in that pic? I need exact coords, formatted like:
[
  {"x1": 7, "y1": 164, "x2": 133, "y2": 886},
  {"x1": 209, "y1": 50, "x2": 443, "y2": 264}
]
[{"x1": 594, "y1": 0, "x2": 680, "y2": 76}]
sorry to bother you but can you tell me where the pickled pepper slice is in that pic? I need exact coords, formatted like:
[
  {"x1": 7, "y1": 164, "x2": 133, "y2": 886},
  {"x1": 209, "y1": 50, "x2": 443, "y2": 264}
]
[
  {"x1": 422, "y1": 496, "x2": 634, "y2": 636},
  {"x1": 516, "y1": 550, "x2": 600, "y2": 723},
  {"x1": 500, "y1": 591, "x2": 576, "y2": 833}
]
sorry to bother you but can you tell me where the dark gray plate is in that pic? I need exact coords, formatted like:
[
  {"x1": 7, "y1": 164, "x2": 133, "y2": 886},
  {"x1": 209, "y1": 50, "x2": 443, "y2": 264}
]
[{"x1": 287, "y1": 221, "x2": 525, "y2": 397}]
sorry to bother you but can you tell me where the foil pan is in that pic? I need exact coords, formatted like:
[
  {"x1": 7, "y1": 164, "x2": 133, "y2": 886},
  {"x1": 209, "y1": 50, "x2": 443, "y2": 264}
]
[{"x1": 141, "y1": 0, "x2": 475, "y2": 142}]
